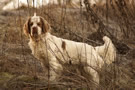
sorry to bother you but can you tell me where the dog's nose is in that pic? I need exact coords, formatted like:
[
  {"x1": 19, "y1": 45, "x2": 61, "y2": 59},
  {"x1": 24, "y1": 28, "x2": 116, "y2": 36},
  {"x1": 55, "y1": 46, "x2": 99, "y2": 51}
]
[{"x1": 32, "y1": 27, "x2": 37, "y2": 34}]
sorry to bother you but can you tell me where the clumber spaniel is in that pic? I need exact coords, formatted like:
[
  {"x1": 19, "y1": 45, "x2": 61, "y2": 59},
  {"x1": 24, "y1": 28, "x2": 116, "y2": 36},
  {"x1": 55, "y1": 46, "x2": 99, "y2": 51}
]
[{"x1": 23, "y1": 13, "x2": 116, "y2": 84}]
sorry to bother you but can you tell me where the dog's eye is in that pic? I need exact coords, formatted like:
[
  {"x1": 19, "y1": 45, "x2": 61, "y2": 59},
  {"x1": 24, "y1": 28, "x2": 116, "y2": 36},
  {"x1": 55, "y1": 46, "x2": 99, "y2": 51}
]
[{"x1": 30, "y1": 22, "x2": 33, "y2": 26}]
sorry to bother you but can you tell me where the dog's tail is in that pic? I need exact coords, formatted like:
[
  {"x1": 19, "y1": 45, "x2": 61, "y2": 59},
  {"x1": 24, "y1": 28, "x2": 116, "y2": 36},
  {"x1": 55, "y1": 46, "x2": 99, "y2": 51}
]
[
  {"x1": 103, "y1": 36, "x2": 116, "y2": 64},
  {"x1": 103, "y1": 36, "x2": 112, "y2": 45},
  {"x1": 95, "y1": 36, "x2": 116, "y2": 64}
]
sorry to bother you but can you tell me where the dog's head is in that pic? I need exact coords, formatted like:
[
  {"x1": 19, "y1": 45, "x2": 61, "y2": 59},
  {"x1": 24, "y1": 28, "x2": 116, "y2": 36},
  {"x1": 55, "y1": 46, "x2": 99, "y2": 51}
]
[{"x1": 23, "y1": 13, "x2": 50, "y2": 39}]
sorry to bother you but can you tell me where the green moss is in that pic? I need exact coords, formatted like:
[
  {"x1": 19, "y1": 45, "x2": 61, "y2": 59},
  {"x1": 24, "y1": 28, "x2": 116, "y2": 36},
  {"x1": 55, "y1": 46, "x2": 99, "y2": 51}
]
[
  {"x1": 0, "y1": 72, "x2": 14, "y2": 86},
  {"x1": 16, "y1": 75, "x2": 38, "y2": 82}
]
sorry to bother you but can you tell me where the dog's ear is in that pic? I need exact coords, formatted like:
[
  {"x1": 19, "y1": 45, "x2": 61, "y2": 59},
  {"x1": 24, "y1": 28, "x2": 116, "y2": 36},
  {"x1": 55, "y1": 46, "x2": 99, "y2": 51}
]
[
  {"x1": 23, "y1": 18, "x2": 31, "y2": 37},
  {"x1": 40, "y1": 17, "x2": 50, "y2": 33}
]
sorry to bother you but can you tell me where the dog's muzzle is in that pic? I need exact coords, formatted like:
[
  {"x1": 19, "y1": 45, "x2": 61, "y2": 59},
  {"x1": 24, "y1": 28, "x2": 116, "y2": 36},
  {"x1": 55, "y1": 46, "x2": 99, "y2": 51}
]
[{"x1": 32, "y1": 27, "x2": 38, "y2": 38}]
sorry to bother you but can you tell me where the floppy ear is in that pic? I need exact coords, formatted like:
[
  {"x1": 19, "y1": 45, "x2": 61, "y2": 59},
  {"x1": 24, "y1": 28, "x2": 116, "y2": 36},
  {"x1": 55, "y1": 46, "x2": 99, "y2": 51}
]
[
  {"x1": 23, "y1": 18, "x2": 31, "y2": 37},
  {"x1": 40, "y1": 17, "x2": 50, "y2": 33}
]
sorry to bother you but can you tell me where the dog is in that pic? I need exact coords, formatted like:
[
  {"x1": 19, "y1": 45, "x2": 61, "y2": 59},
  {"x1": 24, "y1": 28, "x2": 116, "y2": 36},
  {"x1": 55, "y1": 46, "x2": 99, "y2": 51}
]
[{"x1": 23, "y1": 13, "x2": 115, "y2": 84}]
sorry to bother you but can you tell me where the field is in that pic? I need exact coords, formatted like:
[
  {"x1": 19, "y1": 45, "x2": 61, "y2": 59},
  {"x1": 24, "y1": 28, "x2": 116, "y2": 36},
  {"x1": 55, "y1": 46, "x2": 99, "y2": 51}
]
[{"x1": 0, "y1": 0, "x2": 135, "y2": 89}]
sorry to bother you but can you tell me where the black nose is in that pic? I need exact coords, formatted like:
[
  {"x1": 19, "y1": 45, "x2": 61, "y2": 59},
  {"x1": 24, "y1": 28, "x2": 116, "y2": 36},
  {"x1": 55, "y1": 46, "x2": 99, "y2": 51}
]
[{"x1": 32, "y1": 27, "x2": 37, "y2": 34}]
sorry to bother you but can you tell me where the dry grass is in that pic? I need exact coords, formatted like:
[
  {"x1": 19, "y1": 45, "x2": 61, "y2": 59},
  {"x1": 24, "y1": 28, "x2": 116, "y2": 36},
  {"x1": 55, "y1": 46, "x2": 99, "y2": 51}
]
[{"x1": 0, "y1": 0, "x2": 135, "y2": 89}]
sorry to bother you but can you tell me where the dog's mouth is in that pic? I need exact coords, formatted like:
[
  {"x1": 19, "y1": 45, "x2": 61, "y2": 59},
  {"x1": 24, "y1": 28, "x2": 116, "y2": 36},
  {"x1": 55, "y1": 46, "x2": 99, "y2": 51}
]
[
  {"x1": 31, "y1": 34, "x2": 40, "y2": 42},
  {"x1": 31, "y1": 32, "x2": 39, "y2": 41}
]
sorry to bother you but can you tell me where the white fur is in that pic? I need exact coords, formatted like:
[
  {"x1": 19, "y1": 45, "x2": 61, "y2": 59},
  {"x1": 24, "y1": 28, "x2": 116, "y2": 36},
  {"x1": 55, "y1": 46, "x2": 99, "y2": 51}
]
[
  {"x1": 28, "y1": 32, "x2": 104, "y2": 83},
  {"x1": 95, "y1": 36, "x2": 116, "y2": 64}
]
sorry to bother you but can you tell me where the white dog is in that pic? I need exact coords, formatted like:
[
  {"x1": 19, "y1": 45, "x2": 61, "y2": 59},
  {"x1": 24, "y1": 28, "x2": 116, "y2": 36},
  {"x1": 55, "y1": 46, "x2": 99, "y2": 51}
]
[{"x1": 23, "y1": 13, "x2": 115, "y2": 84}]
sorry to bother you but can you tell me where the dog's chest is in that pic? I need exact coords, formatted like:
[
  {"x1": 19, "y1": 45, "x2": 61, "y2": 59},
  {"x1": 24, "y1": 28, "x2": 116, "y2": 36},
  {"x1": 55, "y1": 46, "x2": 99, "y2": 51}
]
[{"x1": 29, "y1": 41, "x2": 49, "y2": 60}]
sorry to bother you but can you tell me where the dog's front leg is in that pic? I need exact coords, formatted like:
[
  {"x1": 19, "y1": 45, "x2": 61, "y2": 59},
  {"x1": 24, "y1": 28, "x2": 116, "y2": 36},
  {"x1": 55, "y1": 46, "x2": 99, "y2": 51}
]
[{"x1": 49, "y1": 57, "x2": 63, "y2": 81}]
